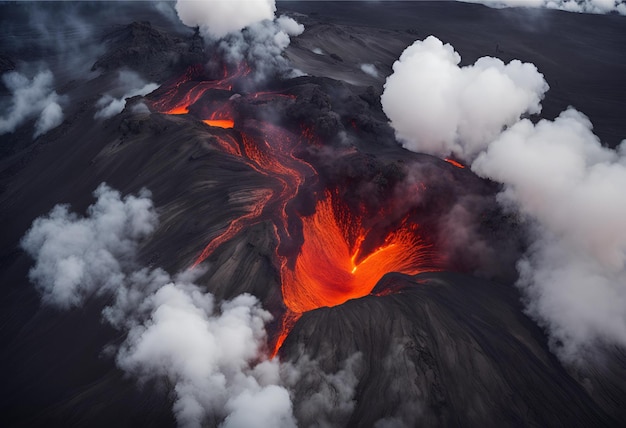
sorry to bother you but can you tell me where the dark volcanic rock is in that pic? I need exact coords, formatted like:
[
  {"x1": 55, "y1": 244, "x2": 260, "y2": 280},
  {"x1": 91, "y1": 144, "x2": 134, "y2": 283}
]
[
  {"x1": 0, "y1": 54, "x2": 14, "y2": 74},
  {"x1": 282, "y1": 272, "x2": 619, "y2": 427},
  {"x1": 92, "y1": 21, "x2": 204, "y2": 81}
]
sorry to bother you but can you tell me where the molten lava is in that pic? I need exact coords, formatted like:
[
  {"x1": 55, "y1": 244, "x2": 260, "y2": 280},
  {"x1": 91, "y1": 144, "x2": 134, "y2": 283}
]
[
  {"x1": 203, "y1": 119, "x2": 234, "y2": 129},
  {"x1": 150, "y1": 63, "x2": 250, "y2": 126},
  {"x1": 444, "y1": 158, "x2": 465, "y2": 169},
  {"x1": 151, "y1": 64, "x2": 436, "y2": 357},
  {"x1": 281, "y1": 191, "x2": 431, "y2": 313}
]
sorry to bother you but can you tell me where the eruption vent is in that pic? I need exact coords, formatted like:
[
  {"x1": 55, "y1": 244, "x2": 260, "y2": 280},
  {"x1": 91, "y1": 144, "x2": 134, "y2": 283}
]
[{"x1": 281, "y1": 190, "x2": 431, "y2": 313}]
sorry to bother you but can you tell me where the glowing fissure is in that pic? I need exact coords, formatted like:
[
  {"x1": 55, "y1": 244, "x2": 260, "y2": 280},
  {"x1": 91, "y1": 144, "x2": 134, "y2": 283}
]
[
  {"x1": 444, "y1": 158, "x2": 465, "y2": 169},
  {"x1": 202, "y1": 119, "x2": 234, "y2": 129},
  {"x1": 281, "y1": 190, "x2": 431, "y2": 314},
  {"x1": 152, "y1": 64, "x2": 435, "y2": 356},
  {"x1": 151, "y1": 63, "x2": 250, "y2": 124}
]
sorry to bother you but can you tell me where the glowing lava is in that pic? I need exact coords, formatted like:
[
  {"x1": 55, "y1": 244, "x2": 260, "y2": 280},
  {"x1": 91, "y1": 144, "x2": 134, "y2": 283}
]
[
  {"x1": 187, "y1": 119, "x2": 316, "y2": 269},
  {"x1": 150, "y1": 63, "x2": 249, "y2": 124},
  {"x1": 281, "y1": 191, "x2": 431, "y2": 313},
  {"x1": 444, "y1": 158, "x2": 465, "y2": 168},
  {"x1": 203, "y1": 119, "x2": 234, "y2": 129}
]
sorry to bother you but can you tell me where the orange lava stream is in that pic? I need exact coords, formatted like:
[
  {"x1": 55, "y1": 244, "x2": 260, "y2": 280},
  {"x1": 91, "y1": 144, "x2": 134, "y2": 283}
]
[
  {"x1": 191, "y1": 190, "x2": 273, "y2": 269},
  {"x1": 280, "y1": 191, "x2": 431, "y2": 314},
  {"x1": 167, "y1": 106, "x2": 189, "y2": 115},
  {"x1": 190, "y1": 122, "x2": 315, "y2": 268},
  {"x1": 444, "y1": 158, "x2": 465, "y2": 168},
  {"x1": 151, "y1": 63, "x2": 249, "y2": 123},
  {"x1": 203, "y1": 119, "x2": 234, "y2": 129},
  {"x1": 270, "y1": 310, "x2": 302, "y2": 358}
]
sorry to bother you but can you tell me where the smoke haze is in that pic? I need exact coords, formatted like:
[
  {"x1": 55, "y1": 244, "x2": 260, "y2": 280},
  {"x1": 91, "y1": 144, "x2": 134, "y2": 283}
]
[
  {"x1": 0, "y1": 69, "x2": 65, "y2": 138},
  {"x1": 95, "y1": 70, "x2": 158, "y2": 120},
  {"x1": 175, "y1": 0, "x2": 277, "y2": 40},
  {"x1": 462, "y1": 0, "x2": 626, "y2": 14}
]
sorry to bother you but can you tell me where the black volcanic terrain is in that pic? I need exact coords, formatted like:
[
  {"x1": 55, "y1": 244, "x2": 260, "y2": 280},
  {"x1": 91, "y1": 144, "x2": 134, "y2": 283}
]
[{"x1": 1, "y1": 2, "x2": 625, "y2": 427}]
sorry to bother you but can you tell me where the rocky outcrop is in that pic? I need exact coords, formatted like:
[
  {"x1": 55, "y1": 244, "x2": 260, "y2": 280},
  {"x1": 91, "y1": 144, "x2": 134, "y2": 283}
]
[{"x1": 92, "y1": 21, "x2": 204, "y2": 81}]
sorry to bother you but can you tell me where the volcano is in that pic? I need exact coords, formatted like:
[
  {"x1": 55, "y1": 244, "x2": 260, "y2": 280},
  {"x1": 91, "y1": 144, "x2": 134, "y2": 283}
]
[{"x1": 1, "y1": 2, "x2": 625, "y2": 427}]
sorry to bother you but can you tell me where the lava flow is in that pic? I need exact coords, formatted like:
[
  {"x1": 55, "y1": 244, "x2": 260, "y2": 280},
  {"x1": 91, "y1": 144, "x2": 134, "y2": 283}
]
[
  {"x1": 150, "y1": 64, "x2": 435, "y2": 357},
  {"x1": 281, "y1": 190, "x2": 431, "y2": 313},
  {"x1": 444, "y1": 158, "x2": 465, "y2": 169},
  {"x1": 151, "y1": 63, "x2": 246, "y2": 127}
]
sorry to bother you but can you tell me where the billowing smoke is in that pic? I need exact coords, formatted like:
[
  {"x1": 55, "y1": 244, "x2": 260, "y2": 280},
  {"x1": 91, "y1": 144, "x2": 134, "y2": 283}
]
[
  {"x1": 21, "y1": 183, "x2": 361, "y2": 426},
  {"x1": 283, "y1": 353, "x2": 362, "y2": 427},
  {"x1": 219, "y1": 16, "x2": 304, "y2": 82},
  {"x1": 111, "y1": 276, "x2": 296, "y2": 428},
  {"x1": 461, "y1": 0, "x2": 626, "y2": 14},
  {"x1": 174, "y1": 0, "x2": 304, "y2": 82},
  {"x1": 0, "y1": 69, "x2": 65, "y2": 138},
  {"x1": 383, "y1": 36, "x2": 626, "y2": 364},
  {"x1": 20, "y1": 184, "x2": 157, "y2": 307},
  {"x1": 95, "y1": 70, "x2": 158, "y2": 120},
  {"x1": 472, "y1": 109, "x2": 626, "y2": 363},
  {"x1": 381, "y1": 36, "x2": 548, "y2": 161},
  {"x1": 175, "y1": 0, "x2": 276, "y2": 39}
]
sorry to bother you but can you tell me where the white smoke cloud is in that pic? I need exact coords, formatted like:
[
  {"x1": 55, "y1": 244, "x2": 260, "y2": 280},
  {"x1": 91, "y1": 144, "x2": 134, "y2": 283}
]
[
  {"x1": 218, "y1": 16, "x2": 304, "y2": 82},
  {"x1": 472, "y1": 108, "x2": 626, "y2": 363},
  {"x1": 95, "y1": 70, "x2": 158, "y2": 120},
  {"x1": 20, "y1": 183, "x2": 157, "y2": 308},
  {"x1": 461, "y1": 0, "x2": 626, "y2": 14},
  {"x1": 115, "y1": 281, "x2": 296, "y2": 428},
  {"x1": 175, "y1": 0, "x2": 277, "y2": 40},
  {"x1": 381, "y1": 36, "x2": 548, "y2": 161},
  {"x1": 0, "y1": 69, "x2": 65, "y2": 138},
  {"x1": 21, "y1": 183, "x2": 363, "y2": 426},
  {"x1": 174, "y1": 0, "x2": 303, "y2": 83},
  {"x1": 34, "y1": 100, "x2": 63, "y2": 138},
  {"x1": 360, "y1": 63, "x2": 380, "y2": 78}
]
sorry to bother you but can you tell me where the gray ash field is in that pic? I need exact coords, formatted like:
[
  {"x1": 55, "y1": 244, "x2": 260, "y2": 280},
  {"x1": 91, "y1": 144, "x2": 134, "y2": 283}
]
[{"x1": 0, "y1": 2, "x2": 625, "y2": 427}]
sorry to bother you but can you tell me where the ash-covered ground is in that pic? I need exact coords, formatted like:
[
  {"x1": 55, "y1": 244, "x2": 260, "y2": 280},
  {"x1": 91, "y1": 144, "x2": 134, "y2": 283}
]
[{"x1": 0, "y1": 2, "x2": 625, "y2": 427}]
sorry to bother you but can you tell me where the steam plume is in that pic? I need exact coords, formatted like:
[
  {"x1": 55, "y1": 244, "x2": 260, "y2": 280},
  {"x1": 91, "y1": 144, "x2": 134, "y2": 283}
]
[
  {"x1": 174, "y1": 0, "x2": 304, "y2": 82},
  {"x1": 0, "y1": 69, "x2": 65, "y2": 138},
  {"x1": 218, "y1": 16, "x2": 304, "y2": 82},
  {"x1": 360, "y1": 63, "x2": 380, "y2": 78},
  {"x1": 381, "y1": 36, "x2": 548, "y2": 161},
  {"x1": 20, "y1": 184, "x2": 157, "y2": 307},
  {"x1": 95, "y1": 70, "x2": 158, "y2": 120},
  {"x1": 175, "y1": 0, "x2": 277, "y2": 39},
  {"x1": 472, "y1": 109, "x2": 626, "y2": 363},
  {"x1": 113, "y1": 278, "x2": 296, "y2": 428},
  {"x1": 461, "y1": 0, "x2": 626, "y2": 14}
]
